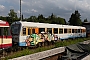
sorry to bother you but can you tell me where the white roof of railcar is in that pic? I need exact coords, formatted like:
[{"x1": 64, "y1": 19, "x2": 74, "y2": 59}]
[
  {"x1": 0, "y1": 20, "x2": 9, "y2": 27},
  {"x1": 12, "y1": 21, "x2": 86, "y2": 29}
]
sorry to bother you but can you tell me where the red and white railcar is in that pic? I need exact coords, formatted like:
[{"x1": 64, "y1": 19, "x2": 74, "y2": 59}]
[{"x1": 0, "y1": 20, "x2": 12, "y2": 49}]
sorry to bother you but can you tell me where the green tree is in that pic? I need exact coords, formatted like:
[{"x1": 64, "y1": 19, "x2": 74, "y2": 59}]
[
  {"x1": 50, "y1": 13, "x2": 56, "y2": 19},
  {"x1": 68, "y1": 10, "x2": 82, "y2": 26},
  {"x1": 83, "y1": 18, "x2": 88, "y2": 22},
  {"x1": 0, "y1": 16, "x2": 6, "y2": 20},
  {"x1": 37, "y1": 14, "x2": 44, "y2": 20},
  {"x1": 8, "y1": 9, "x2": 17, "y2": 18},
  {"x1": 8, "y1": 9, "x2": 18, "y2": 24},
  {"x1": 49, "y1": 13, "x2": 66, "y2": 25},
  {"x1": 23, "y1": 13, "x2": 67, "y2": 25},
  {"x1": 51, "y1": 17, "x2": 66, "y2": 24},
  {"x1": 0, "y1": 16, "x2": 11, "y2": 24},
  {"x1": 58, "y1": 17, "x2": 66, "y2": 24},
  {"x1": 37, "y1": 14, "x2": 46, "y2": 23},
  {"x1": 27, "y1": 16, "x2": 37, "y2": 22},
  {"x1": 49, "y1": 13, "x2": 56, "y2": 24}
]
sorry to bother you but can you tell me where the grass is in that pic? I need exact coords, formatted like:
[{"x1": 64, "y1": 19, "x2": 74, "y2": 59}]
[
  {"x1": 54, "y1": 38, "x2": 88, "y2": 48},
  {"x1": 2, "y1": 37, "x2": 90, "y2": 60},
  {"x1": 5, "y1": 45, "x2": 54, "y2": 60}
]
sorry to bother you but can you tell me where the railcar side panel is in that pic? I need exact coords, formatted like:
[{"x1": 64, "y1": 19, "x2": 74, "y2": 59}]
[{"x1": 11, "y1": 21, "x2": 86, "y2": 47}]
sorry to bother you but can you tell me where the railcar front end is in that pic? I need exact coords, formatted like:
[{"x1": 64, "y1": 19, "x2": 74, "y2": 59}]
[{"x1": 0, "y1": 20, "x2": 12, "y2": 49}]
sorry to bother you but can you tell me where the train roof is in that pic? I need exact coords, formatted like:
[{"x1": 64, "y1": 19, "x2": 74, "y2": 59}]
[
  {"x1": 0, "y1": 20, "x2": 9, "y2": 27},
  {"x1": 11, "y1": 21, "x2": 86, "y2": 29}
]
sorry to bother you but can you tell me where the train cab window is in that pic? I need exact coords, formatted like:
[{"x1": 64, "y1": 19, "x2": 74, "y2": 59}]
[
  {"x1": 54, "y1": 28, "x2": 58, "y2": 34},
  {"x1": 23, "y1": 28, "x2": 26, "y2": 35},
  {"x1": 39, "y1": 28, "x2": 45, "y2": 33},
  {"x1": 64, "y1": 29, "x2": 67, "y2": 33},
  {"x1": 11, "y1": 24, "x2": 21, "y2": 35},
  {"x1": 59, "y1": 29, "x2": 63, "y2": 34},
  {"x1": 47, "y1": 28, "x2": 52, "y2": 34}
]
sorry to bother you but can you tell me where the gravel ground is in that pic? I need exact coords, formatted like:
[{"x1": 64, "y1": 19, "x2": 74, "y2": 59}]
[{"x1": 82, "y1": 54, "x2": 90, "y2": 60}]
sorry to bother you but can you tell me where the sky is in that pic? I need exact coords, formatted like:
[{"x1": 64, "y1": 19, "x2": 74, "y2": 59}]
[{"x1": 0, "y1": 0, "x2": 90, "y2": 22}]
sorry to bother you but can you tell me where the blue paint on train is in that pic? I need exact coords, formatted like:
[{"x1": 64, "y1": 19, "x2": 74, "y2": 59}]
[{"x1": 19, "y1": 42, "x2": 26, "y2": 46}]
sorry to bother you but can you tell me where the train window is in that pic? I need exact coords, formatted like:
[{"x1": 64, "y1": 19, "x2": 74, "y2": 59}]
[
  {"x1": 54, "y1": 28, "x2": 58, "y2": 34},
  {"x1": 11, "y1": 24, "x2": 21, "y2": 35},
  {"x1": 78, "y1": 29, "x2": 80, "y2": 33},
  {"x1": 83, "y1": 29, "x2": 86, "y2": 33},
  {"x1": 28, "y1": 28, "x2": 31, "y2": 35},
  {"x1": 59, "y1": 29, "x2": 63, "y2": 34},
  {"x1": 72, "y1": 29, "x2": 74, "y2": 33},
  {"x1": 47, "y1": 28, "x2": 52, "y2": 34},
  {"x1": 75, "y1": 29, "x2": 77, "y2": 33},
  {"x1": 39, "y1": 28, "x2": 45, "y2": 33},
  {"x1": 0, "y1": 28, "x2": 3, "y2": 36},
  {"x1": 35, "y1": 28, "x2": 39, "y2": 34},
  {"x1": 0, "y1": 29, "x2": 1, "y2": 36},
  {"x1": 8, "y1": 28, "x2": 11, "y2": 36},
  {"x1": 23, "y1": 28, "x2": 26, "y2": 35},
  {"x1": 74, "y1": 29, "x2": 76, "y2": 33},
  {"x1": 64, "y1": 29, "x2": 67, "y2": 33},
  {"x1": 0, "y1": 27, "x2": 11, "y2": 36},
  {"x1": 32, "y1": 29, "x2": 35, "y2": 34},
  {"x1": 84, "y1": 29, "x2": 86, "y2": 32},
  {"x1": 81, "y1": 29, "x2": 82, "y2": 33},
  {"x1": 4, "y1": 27, "x2": 11, "y2": 36},
  {"x1": 4, "y1": 28, "x2": 7, "y2": 35},
  {"x1": 68, "y1": 29, "x2": 71, "y2": 33}
]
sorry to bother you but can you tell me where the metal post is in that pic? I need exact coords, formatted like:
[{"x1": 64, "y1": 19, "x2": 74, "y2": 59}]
[
  {"x1": 1, "y1": 28, "x2": 5, "y2": 59},
  {"x1": 2, "y1": 35, "x2": 5, "y2": 58},
  {"x1": 20, "y1": 0, "x2": 22, "y2": 21}
]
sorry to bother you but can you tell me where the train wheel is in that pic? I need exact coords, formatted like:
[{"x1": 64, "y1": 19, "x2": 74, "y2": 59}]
[
  {"x1": 49, "y1": 41, "x2": 52, "y2": 45},
  {"x1": 38, "y1": 42, "x2": 42, "y2": 47},
  {"x1": 47, "y1": 41, "x2": 49, "y2": 46},
  {"x1": 42, "y1": 42, "x2": 45, "y2": 47},
  {"x1": 51, "y1": 40, "x2": 54, "y2": 45},
  {"x1": 45, "y1": 40, "x2": 49, "y2": 46}
]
